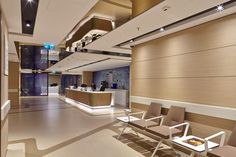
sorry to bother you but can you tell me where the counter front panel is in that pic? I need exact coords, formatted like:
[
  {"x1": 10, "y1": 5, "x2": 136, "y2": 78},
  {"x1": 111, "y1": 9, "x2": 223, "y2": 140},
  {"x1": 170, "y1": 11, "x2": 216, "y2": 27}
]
[{"x1": 65, "y1": 89, "x2": 112, "y2": 107}]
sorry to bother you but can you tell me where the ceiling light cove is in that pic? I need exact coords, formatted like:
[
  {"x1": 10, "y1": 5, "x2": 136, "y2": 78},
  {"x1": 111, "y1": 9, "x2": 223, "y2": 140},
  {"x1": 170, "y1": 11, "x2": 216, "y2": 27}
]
[
  {"x1": 217, "y1": 5, "x2": 224, "y2": 12},
  {"x1": 159, "y1": 27, "x2": 165, "y2": 32},
  {"x1": 21, "y1": 0, "x2": 39, "y2": 34},
  {"x1": 115, "y1": 0, "x2": 235, "y2": 50}
]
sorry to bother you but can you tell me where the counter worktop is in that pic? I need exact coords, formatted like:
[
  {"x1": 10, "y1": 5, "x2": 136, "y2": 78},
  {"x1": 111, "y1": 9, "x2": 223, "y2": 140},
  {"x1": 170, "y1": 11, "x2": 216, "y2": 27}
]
[{"x1": 66, "y1": 88, "x2": 114, "y2": 94}]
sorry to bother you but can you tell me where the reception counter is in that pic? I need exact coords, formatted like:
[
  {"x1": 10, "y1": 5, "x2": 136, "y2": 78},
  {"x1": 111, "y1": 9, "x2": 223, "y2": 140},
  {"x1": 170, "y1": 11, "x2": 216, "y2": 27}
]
[{"x1": 65, "y1": 88, "x2": 114, "y2": 108}]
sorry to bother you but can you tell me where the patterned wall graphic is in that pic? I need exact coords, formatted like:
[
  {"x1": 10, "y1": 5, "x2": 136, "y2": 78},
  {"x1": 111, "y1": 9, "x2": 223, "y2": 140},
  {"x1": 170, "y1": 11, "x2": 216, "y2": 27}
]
[
  {"x1": 61, "y1": 75, "x2": 81, "y2": 94},
  {"x1": 21, "y1": 46, "x2": 48, "y2": 70},
  {"x1": 21, "y1": 73, "x2": 48, "y2": 96},
  {"x1": 93, "y1": 66, "x2": 130, "y2": 90}
]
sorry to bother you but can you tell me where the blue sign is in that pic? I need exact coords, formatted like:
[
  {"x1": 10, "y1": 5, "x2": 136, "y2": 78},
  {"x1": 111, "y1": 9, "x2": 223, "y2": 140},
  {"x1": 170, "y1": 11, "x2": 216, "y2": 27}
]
[{"x1": 43, "y1": 43, "x2": 55, "y2": 50}]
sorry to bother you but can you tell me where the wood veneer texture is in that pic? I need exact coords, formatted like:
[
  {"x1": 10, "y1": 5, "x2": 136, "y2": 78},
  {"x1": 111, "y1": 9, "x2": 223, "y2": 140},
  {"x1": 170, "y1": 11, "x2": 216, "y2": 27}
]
[
  {"x1": 65, "y1": 89, "x2": 112, "y2": 106},
  {"x1": 131, "y1": 13, "x2": 236, "y2": 108},
  {"x1": 131, "y1": 0, "x2": 163, "y2": 17},
  {"x1": 66, "y1": 18, "x2": 113, "y2": 47},
  {"x1": 82, "y1": 71, "x2": 93, "y2": 86},
  {"x1": 131, "y1": 14, "x2": 236, "y2": 139},
  {"x1": 8, "y1": 62, "x2": 20, "y2": 108},
  {"x1": 89, "y1": 93, "x2": 112, "y2": 106},
  {"x1": 48, "y1": 75, "x2": 61, "y2": 85}
]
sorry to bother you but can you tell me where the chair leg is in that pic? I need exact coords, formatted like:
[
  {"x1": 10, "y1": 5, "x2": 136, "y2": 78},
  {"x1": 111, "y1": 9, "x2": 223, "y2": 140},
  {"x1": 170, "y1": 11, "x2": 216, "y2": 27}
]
[
  {"x1": 166, "y1": 140, "x2": 177, "y2": 154},
  {"x1": 134, "y1": 129, "x2": 140, "y2": 137},
  {"x1": 151, "y1": 139, "x2": 163, "y2": 157},
  {"x1": 117, "y1": 124, "x2": 128, "y2": 139}
]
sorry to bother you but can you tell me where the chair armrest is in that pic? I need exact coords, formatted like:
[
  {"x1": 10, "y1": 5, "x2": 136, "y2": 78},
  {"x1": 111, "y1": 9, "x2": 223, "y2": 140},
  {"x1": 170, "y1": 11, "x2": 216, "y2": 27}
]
[
  {"x1": 204, "y1": 131, "x2": 225, "y2": 153},
  {"x1": 169, "y1": 122, "x2": 190, "y2": 140},
  {"x1": 124, "y1": 109, "x2": 131, "y2": 115},
  {"x1": 127, "y1": 111, "x2": 145, "y2": 121},
  {"x1": 128, "y1": 111, "x2": 145, "y2": 116},
  {"x1": 145, "y1": 115, "x2": 164, "y2": 128}
]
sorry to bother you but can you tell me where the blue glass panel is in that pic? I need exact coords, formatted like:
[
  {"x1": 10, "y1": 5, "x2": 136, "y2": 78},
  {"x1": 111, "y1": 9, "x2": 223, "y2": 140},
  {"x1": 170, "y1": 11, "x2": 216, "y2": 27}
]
[
  {"x1": 93, "y1": 66, "x2": 130, "y2": 90},
  {"x1": 21, "y1": 73, "x2": 48, "y2": 96},
  {"x1": 21, "y1": 74, "x2": 35, "y2": 96},
  {"x1": 21, "y1": 46, "x2": 48, "y2": 70},
  {"x1": 61, "y1": 75, "x2": 80, "y2": 94},
  {"x1": 21, "y1": 46, "x2": 34, "y2": 69},
  {"x1": 35, "y1": 74, "x2": 48, "y2": 96}
]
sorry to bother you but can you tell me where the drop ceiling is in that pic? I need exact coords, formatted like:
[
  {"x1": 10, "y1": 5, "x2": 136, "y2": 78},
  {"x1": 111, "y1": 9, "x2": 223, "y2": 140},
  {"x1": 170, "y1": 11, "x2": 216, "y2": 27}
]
[
  {"x1": 62, "y1": 0, "x2": 132, "y2": 46},
  {"x1": 47, "y1": 52, "x2": 131, "y2": 74},
  {"x1": 2, "y1": 0, "x2": 236, "y2": 73},
  {"x1": 1, "y1": 0, "x2": 99, "y2": 54},
  {"x1": 84, "y1": 0, "x2": 234, "y2": 54}
]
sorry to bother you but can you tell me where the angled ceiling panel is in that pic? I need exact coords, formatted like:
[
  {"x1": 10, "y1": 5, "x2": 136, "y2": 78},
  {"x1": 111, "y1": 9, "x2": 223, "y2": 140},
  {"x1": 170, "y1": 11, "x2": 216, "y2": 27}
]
[{"x1": 84, "y1": 0, "x2": 233, "y2": 54}]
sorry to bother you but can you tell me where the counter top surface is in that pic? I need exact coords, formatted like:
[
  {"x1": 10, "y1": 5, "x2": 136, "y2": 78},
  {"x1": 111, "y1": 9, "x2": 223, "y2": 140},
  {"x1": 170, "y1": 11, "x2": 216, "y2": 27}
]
[
  {"x1": 106, "y1": 88, "x2": 128, "y2": 91},
  {"x1": 66, "y1": 88, "x2": 114, "y2": 94}
]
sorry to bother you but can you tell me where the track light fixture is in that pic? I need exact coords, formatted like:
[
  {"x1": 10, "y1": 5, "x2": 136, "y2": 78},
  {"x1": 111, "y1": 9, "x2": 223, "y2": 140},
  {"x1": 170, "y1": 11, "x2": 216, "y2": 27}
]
[
  {"x1": 217, "y1": 5, "x2": 224, "y2": 11},
  {"x1": 160, "y1": 27, "x2": 165, "y2": 32}
]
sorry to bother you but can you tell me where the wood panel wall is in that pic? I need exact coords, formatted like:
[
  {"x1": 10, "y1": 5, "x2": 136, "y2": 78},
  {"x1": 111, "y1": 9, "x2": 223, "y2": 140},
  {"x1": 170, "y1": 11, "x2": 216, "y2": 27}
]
[
  {"x1": 131, "y1": 14, "x2": 236, "y2": 138},
  {"x1": 48, "y1": 74, "x2": 61, "y2": 86},
  {"x1": 8, "y1": 61, "x2": 20, "y2": 109},
  {"x1": 82, "y1": 71, "x2": 93, "y2": 86},
  {"x1": 131, "y1": 13, "x2": 236, "y2": 108},
  {"x1": 131, "y1": 0, "x2": 163, "y2": 17}
]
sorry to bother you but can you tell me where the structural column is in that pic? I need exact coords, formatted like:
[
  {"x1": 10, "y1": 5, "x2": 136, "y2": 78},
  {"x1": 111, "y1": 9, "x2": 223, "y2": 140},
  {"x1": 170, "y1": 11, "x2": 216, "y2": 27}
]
[
  {"x1": 8, "y1": 61, "x2": 20, "y2": 109},
  {"x1": 82, "y1": 71, "x2": 93, "y2": 86}
]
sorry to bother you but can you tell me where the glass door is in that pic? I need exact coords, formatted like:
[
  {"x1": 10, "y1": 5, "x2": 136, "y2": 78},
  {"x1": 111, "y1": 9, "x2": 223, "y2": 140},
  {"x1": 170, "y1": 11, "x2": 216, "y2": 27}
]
[{"x1": 21, "y1": 73, "x2": 48, "y2": 96}]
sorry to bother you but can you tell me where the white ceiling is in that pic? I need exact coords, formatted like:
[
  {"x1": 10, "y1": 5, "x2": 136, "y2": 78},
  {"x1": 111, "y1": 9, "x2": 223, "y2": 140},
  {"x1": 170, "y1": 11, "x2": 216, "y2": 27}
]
[
  {"x1": 3, "y1": 0, "x2": 236, "y2": 73},
  {"x1": 69, "y1": 58, "x2": 130, "y2": 74},
  {"x1": 85, "y1": 0, "x2": 232, "y2": 54},
  {"x1": 1, "y1": 0, "x2": 99, "y2": 54},
  {"x1": 47, "y1": 52, "x2": 131, "y2": 74}
]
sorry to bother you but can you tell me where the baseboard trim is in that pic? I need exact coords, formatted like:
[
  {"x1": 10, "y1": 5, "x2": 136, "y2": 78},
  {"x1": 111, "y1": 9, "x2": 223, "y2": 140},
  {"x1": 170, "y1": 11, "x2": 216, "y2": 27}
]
[{"x1": 131, "y1": 96, "x2": 236, "y2": 121}]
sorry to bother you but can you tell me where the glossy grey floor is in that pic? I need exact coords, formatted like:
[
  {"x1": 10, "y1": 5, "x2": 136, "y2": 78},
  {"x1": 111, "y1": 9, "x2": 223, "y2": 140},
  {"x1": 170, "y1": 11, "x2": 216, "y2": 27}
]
[{"x1": 7, "y1": 97, "x2": 187, "y2": 157}]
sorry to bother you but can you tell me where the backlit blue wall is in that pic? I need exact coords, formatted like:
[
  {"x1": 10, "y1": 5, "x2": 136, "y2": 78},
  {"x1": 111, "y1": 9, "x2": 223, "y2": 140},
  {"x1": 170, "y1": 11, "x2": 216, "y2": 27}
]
[
  {"x1": 61, "y1": 75, "x2": 81, "y2": 94},
  {"x1": 93, "y1": 66, "x2": 130, "y2": 90}
]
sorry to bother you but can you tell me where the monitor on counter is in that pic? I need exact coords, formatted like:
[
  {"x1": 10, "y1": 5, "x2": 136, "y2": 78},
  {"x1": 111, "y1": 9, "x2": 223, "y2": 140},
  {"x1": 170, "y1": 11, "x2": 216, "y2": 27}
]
[{"x1": 99, "y1": 85, "x2": 105, "y2": 91}]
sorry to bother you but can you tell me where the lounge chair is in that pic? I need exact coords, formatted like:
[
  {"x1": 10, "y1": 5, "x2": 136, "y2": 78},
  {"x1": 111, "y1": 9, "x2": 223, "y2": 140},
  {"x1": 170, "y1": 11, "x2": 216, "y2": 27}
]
[
  {"x1": 117, "y1": 102, "x2": 162, "y2": 139},
  {"x1": 146, "y1": 106, "x2": 189, "y2": 157},
  {"x1": 207, "y1": 124, "x2": 236, "y2": 157}
]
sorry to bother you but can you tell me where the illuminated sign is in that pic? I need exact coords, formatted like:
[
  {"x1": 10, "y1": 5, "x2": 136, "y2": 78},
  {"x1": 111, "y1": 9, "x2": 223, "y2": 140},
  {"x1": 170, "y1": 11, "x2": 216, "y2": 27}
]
[{"x1": 43, "y1": 43, "x2": 55, "y2": 50}]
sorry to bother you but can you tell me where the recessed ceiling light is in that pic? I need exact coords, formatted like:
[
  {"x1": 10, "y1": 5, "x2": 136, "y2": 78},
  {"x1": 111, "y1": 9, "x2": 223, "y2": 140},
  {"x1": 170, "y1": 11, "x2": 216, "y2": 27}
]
[
  {"x1": 27, "y1": 0, "x2": 33, "y2": 2},
  {"x1": 130, "y1": 39, "x2": 134, "y2": 43},
  {"x1": 217, "y1": 5, "x2": 224, "y2": 11},
  {"x1": 160, "y1": 27, "x2": 165, "y2": 32},
  {"x1": 25, "y1": 21, "x2": 31, "y2": 27}
]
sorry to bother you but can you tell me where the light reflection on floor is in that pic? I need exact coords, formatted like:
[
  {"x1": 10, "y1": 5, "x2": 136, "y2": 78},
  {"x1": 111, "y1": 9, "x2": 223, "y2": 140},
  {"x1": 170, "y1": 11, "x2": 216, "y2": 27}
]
[{"x1": 7, "y1": 96, "x2": 188, "y2": 157}]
